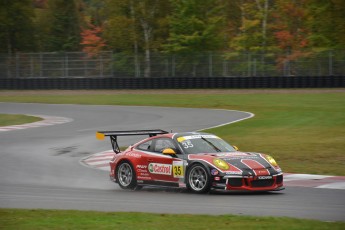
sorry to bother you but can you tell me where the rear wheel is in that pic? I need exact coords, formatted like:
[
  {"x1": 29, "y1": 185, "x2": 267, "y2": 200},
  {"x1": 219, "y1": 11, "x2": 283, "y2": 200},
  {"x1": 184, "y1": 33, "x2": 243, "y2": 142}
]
[
  {"x1": 186, "y1": 164, "x2": 211, "y2": 193},
  {"x1": 116, "y1": 161, "x2": 137, "y2": 190}
]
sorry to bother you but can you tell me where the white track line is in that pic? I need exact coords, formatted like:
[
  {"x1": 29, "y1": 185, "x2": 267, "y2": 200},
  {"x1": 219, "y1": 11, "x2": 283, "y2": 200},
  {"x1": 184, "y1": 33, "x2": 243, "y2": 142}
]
[
  {"x1": 284, "y1": 174, "x2": 333, "y2": 181},
  {"x1": 196, "y1": 109, "x2": 254, "y2": 131}
]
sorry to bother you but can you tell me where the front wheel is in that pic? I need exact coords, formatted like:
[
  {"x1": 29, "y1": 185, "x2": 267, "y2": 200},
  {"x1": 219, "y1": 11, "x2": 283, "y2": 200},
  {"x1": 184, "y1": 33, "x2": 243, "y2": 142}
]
[
  {"x1": 186, "y1": 164, "x2": 211, "y2": 193},
  {"x1": 116, "y1": 161, "x2": 137, "y2": 190}
]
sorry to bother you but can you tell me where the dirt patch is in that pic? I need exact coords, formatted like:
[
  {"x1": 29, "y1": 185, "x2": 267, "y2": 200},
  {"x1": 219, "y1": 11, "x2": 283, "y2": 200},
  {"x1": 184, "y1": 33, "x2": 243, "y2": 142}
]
[{"x1": 0, "y1": 88, "x2": 344, "y2": 96}]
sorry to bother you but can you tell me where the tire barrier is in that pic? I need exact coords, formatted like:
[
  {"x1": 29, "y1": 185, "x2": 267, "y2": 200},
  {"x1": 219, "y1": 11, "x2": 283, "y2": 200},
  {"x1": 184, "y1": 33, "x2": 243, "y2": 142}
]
[{"x1": 0, "y1": 76, "x2": 344, "y2": 89}]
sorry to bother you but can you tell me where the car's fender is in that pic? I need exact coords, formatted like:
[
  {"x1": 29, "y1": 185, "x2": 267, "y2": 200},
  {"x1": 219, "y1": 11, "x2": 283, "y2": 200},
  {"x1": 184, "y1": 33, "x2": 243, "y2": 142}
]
[{"x1": 184, "y1": 160, "x2": 213, "y2": 182}]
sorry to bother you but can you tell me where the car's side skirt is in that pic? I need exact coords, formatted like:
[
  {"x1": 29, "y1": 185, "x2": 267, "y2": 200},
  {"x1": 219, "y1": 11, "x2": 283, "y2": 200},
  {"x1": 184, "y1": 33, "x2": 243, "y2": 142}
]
[{"x1": 137, "y1": 180, "x2": 180, "y2": 188}]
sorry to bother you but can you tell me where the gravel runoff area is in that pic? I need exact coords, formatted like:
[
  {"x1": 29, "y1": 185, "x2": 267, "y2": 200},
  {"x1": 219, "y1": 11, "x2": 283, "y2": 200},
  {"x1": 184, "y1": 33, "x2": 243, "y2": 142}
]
[{"x1": 0, "y1": 88, "x2": 344, "y2": 96}]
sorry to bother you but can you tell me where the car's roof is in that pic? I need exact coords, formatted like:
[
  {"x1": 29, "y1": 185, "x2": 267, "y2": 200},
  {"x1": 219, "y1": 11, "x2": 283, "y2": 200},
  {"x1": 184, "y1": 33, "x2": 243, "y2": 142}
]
[
  {"x1": 138, "y1": 132, "x2": 215, "y2": 142},
  {"x1": 172, "y1": 132, "x2": 212, "y2": 139}
]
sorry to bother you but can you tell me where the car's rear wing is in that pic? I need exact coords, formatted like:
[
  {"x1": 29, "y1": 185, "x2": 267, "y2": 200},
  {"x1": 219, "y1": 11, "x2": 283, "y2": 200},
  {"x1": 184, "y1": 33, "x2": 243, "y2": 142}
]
[{"x1": 96, "y1": 129, "x2": 169, "y2": 154}]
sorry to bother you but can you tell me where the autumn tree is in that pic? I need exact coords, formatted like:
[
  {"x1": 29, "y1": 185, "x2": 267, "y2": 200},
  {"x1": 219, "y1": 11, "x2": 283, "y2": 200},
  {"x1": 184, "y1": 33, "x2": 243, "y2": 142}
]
[
  {"x1": 80, "y1": 22, "x2": 105, "y2": 57},
  {"x1": 272, "y1": 0, "x2": 311, "y2": 73}
]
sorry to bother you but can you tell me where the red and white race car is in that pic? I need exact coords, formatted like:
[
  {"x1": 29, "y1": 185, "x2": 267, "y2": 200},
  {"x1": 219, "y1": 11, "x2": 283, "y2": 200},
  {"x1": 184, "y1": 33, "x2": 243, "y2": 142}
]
[{"x1": 96, "y1": 130, "x2": 284, "y2": 193}]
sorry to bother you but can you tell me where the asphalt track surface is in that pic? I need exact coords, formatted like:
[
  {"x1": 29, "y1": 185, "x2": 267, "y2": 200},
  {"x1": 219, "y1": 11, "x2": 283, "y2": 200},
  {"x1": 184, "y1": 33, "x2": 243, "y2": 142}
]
[{"x1": 0, "y1": 103, "x2": 344, "y2": 222}]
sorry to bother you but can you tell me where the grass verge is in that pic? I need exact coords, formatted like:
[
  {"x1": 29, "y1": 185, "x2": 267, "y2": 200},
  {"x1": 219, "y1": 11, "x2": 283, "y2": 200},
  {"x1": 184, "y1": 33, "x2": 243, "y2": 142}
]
[
  {"x1": 0, "y1": 114, "x2": 42, "y2": 126},
  {"x1": 0, "y1": 209, "x2": 344, "y2": 230},
  {"x1": 0, "y1": 90, "x2": 344, "y2": 175}
]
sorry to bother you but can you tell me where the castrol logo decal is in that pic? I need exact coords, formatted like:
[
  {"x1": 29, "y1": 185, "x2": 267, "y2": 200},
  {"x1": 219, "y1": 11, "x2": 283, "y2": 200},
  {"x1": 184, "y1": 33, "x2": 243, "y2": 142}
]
[{"x1": 148, "y1": 163, "x2": 172, "y2": 175}]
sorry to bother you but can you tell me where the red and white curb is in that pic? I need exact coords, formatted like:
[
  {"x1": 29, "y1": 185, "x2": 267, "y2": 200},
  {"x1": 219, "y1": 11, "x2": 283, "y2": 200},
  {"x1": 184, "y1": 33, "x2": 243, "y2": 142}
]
[
  {"x1": 0, "y1": 114, "x2": 73, "y2": 132},
  {"x1": 283, "y1": 173, "x2": 345, "y2": 189},
  {"x1": 81, "y1": 150, "x2": 114, "y2": 171},
  {"x1": 81, "y1": 151, "x2": 345, "y2": 190}
]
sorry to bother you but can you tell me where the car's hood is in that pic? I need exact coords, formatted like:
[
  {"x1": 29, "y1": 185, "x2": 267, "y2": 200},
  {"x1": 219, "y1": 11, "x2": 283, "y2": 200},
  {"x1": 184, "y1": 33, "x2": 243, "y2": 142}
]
[{"x1": 188, "y1": 152, "x2": 281, "y2": 176}]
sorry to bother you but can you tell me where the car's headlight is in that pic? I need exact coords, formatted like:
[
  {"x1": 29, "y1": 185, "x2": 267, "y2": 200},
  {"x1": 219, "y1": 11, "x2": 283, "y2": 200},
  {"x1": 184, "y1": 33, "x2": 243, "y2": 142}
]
[
  {"x1": 213, "y1": 158, "x2": 230, "y2": 170},
  {"x1": 264, "y1": 155, "x2": 278, "y2": 167}
]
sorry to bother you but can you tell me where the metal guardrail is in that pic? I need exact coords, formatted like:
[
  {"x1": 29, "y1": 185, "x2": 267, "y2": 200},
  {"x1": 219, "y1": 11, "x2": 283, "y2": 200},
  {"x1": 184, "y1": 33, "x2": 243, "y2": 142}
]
[
  {"x1": 0, "y1": 52, "x2": 113, "y2": 78},
  {"x1": 0, "y1": 51, "x2": 344, "y2": 78}
]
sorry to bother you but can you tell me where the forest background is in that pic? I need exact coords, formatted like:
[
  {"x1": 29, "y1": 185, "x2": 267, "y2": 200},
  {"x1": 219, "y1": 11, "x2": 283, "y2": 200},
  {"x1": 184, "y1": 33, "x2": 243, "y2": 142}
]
[{"x1": 0, "y1": 0, "x2": 344, "y2": 77}]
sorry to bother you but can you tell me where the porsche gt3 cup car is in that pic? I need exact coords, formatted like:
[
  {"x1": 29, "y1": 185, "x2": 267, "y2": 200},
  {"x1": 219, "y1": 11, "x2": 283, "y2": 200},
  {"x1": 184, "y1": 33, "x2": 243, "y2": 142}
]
[{"x1": 96, "y1": 130, "x2": 284, "y2": 193}]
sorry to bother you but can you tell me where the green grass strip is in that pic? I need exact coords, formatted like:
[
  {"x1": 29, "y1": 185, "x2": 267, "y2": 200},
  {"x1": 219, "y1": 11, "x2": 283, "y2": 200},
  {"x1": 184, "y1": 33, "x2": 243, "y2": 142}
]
[
  {"x1": 0, "y1": 114, "x2": 42, "y2": 126},
  {"x1": 0, "y1": 209, "x2": 344, "y2": 230}
]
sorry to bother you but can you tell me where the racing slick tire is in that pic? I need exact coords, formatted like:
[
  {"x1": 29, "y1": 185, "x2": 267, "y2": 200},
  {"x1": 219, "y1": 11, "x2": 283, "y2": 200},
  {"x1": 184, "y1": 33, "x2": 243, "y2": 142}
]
[
  {"x1": 115, "y1": 161, "x2": 138, "y2": 190},
  {"x1": 186, "y1": 163, "x2": 211, "y2": 193}
]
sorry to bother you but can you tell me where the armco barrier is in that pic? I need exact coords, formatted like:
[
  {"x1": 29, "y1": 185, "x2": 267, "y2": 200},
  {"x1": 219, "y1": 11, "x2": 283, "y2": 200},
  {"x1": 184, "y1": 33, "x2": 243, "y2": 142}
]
[{"x1": 0, "y1": 76, "x2": 344, "y2": 89}]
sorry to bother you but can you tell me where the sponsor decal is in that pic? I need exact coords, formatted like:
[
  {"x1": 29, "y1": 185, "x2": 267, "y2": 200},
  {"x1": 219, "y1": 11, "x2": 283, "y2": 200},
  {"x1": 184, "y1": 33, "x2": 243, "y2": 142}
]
[
  {"x1": 138, "y1": 173, "x2": 150, "y2": 177},
  {"x1": 137, "y1": 169, "x2": 148, "y2": 173},
  {"x1": 211, "y1": 169, "x2": 219, "y2": 175},
  {"x1": 177, "y1": 135, "x2": 219, "y2": 142},
  {"x1": 225, "y1": 171, "x2": 243, "y2": 175},
  {"x1": 241, "y1": 159, "x2": 270, "y2": 176},
  {"x1": 137, "y1": 177, "x2": 152, "y2": 180},
  {"x1": 126, "y1": 153, "x2": 141, "y2": 158},
  {"x1": 178, "y1": 182, "x2": 186, "y2": 188},
  {"x1": 257, "y1": 176, "x2": 272, "y2": 180},
  {"x1": 217, "y1": 152, "x2": 249, "y2": 157},
  {"x1": 148, "y1": 163, "x2": 172, "y2": 175},
  {"x1": 223, "y1": 156, "x2": 259, "y2": 160},
  {"x1": 136, "y1": 165, "x2": 147, "y2": 169}
]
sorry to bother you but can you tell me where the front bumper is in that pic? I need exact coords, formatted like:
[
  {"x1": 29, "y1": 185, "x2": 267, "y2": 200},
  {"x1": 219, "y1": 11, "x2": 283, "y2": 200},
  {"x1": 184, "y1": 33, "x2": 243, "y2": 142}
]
[{"x1": 212, "y1": 173, "x2": 284, "y2": 191}]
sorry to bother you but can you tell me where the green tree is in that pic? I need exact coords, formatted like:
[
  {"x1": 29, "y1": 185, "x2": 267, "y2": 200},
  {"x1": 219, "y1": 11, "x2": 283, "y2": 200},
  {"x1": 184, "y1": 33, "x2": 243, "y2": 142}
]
[
  {"x1": 82, "y1": 0, "x2": 106, "y2": 26},
  {"x1": 229, "y1": 0, "x2": 275, "y2": 53},
  {"x1": 44, "y1": 0, "x2": 83, "y2": 51},
  {"x1": 165, "y1": 0, "x2": 226, "y2": 54},
  {"x1": 164, "y1": 0, "x2": 227, "y2": 77},
  {"x1": 0, "y1": 0, "x2": 36, "y2": 54},
  {"x1": 103, "y1": 0, "x2": 171, "y2": 77},
  {"x1": 307, "y1": 0, "x2": 345, "y2": 49}
]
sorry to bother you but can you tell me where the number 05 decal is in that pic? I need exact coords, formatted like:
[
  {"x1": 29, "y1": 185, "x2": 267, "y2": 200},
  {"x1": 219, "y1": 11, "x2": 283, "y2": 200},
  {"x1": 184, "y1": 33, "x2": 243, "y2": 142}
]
[{"x1": 173, "y1": 161, "x2": 184, "y2": 178}]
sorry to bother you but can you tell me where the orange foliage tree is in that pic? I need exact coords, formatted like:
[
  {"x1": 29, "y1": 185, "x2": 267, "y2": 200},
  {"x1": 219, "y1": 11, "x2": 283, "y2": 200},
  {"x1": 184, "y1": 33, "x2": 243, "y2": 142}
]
[
  {"x1": 272, "y1": 0, "x2": 311, "y2": 73},
  {"x1": 80, "y1": 23, "x2": 106, "y2": 57}
]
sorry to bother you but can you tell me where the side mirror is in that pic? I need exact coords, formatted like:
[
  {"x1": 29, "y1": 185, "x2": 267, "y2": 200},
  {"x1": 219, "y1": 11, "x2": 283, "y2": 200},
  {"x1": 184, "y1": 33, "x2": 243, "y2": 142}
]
[
  {"x1": 233, "y1": 145, "x2": 239, "y2": 151},
  {"x1": 162, "y1": 148, "x2": 177, "y2": 155}
]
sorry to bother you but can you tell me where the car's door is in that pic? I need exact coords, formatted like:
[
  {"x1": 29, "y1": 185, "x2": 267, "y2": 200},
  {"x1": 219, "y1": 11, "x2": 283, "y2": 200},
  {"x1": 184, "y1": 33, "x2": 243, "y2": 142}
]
[{"x1": 146, "y1": 137, "x2": 184, "y2": 185}]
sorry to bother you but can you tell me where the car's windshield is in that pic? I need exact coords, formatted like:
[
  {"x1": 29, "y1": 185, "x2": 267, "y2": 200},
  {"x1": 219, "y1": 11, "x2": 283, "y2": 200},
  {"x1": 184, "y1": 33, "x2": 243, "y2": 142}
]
[{"x1": 176, "y1": 134, "x2": 236, "y2": 154}]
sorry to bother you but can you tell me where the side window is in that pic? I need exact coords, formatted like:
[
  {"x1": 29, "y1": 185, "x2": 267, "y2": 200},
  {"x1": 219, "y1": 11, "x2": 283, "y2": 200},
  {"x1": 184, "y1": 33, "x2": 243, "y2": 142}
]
[
  {"x1": 153, "y1": 138, "x2": 176, "y2": 153},
  {"x1": 137, "y1": 140, "x2": 152, "y2": 151}
]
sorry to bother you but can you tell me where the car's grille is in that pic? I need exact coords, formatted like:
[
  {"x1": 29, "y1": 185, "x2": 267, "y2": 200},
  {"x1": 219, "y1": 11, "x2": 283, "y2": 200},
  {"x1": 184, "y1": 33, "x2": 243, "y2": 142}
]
[
  {"x1": 228, "y1": 178, "x2": 243, "y2": 187},
  {"x1": 251, "y1": 179, "x2": 274, "y2": 187},
  {"x1": 276, "y1": 175, "x2": 283, "y2": 184}
]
